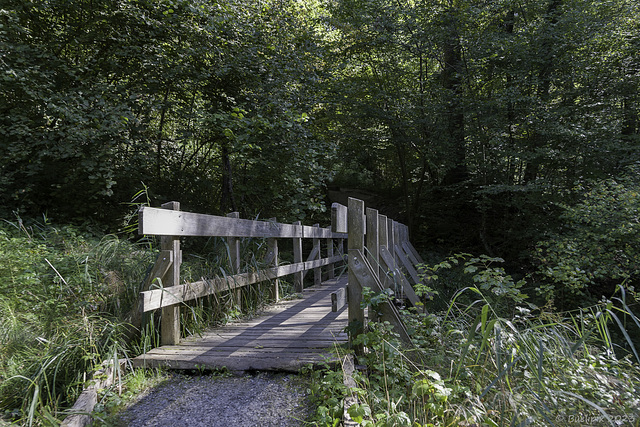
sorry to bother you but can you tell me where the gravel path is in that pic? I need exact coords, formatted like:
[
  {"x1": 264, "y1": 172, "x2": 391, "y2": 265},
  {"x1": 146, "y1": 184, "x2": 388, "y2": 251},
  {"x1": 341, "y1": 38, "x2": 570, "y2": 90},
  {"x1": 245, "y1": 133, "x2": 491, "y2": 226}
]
[{"x1": 115, "y1": 371, "x2": 314, "y2": 427}]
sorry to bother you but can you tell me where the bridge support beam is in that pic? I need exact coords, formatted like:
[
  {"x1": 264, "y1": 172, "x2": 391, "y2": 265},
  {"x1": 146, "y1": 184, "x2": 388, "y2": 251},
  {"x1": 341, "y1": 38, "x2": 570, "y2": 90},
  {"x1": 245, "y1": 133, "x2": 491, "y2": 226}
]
[
  {"x1": 347, "y1": 197, "x2": 365, "y2": 354},
  {"x1": 161, "y1": 201, "x2": 182, "y2": 346}
]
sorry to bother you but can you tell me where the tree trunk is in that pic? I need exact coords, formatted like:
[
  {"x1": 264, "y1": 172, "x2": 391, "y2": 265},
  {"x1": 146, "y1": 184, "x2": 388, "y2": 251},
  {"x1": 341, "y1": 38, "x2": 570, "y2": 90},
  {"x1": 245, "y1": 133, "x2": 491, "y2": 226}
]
[
  {"x1": 220, "y1": 141, "x2": 237, "y2": 213},
  {"x1": 441, "y1": 9, "x2": 467, "y2": 185},
  {"x1": 156, "y1": 87, "x2": 171, "y2": 178},
  {"x1": 525, "y1": 0, "x2": 562, "y2": 184}
]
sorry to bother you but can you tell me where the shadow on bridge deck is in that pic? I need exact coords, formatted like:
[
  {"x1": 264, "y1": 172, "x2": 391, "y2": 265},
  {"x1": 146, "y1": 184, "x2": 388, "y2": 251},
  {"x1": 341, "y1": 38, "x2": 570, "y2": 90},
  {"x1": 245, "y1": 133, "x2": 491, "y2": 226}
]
[{"x1": 132, "y1": 276, "x2": 349, "y2": 372}]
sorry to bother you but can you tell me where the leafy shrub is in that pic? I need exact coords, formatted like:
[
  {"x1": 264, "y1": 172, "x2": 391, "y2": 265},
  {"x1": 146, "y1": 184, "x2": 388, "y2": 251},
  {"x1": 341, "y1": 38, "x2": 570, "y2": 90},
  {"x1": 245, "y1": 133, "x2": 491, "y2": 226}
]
[
  {"x1": 534, "y1": 164, "x2": 640, "y2": 302},
  {"x1": 310, "y1": 281, "x2": 640, "y2": 426}
]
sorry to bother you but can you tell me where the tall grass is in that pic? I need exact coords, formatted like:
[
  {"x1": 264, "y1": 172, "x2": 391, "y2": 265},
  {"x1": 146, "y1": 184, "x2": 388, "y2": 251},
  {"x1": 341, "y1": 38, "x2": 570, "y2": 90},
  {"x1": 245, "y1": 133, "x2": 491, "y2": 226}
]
[
  {"x1": 310, "y1": 283, "x2": 640, "y2": 426},
  {"x1": 0, "y1": 218, "x2": 153, "y2": 425},
  {"x1": 0, "y1": 208, "x2": 319, "y2": 425}
]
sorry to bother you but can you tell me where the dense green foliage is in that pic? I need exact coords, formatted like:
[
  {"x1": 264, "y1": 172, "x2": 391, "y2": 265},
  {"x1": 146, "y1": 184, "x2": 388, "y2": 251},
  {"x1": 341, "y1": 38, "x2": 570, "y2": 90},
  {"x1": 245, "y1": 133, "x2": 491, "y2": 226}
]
[
  {"x1": 1, "y1": 0, "x2": 334, "y2": 224},
  {"x1": 535, "y1": 165, "x2": 640, "y2": 301},
  {"x1": 2, "y1": 0, "x2": 639, "y2": 264},
  {"x1": 310, "y1": 276, "x2": 640, "y2": 426},
  {"x1": 2, "y1": 0, "x2": 640, "y2": 424},
  {"x1": 325, "y1": 0, "x2": 640, "y2": 258},
  {"x1": 0, "y1": 219, "x2": 153, "y2": 423}
]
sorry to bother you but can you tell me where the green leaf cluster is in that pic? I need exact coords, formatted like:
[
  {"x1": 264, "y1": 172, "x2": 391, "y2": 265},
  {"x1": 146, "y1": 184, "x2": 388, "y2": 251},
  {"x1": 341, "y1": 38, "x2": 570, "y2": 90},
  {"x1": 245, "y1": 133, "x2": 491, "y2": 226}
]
[{"x1": 535, "y1": 164, "x2": 640, "y2": 302}]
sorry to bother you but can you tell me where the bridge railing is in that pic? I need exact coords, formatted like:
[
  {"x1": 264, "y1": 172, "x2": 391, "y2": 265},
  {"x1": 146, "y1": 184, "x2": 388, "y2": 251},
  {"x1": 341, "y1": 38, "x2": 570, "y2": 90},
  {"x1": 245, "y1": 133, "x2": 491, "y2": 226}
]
[
  {"x1": 345, "y1": 198, "x2": 426, "y2": 349},
  {"x1": 138, "y1": 201, "x2": 348, "y2": 345},
  {"x1": 138, "y1": 197, "x2": 425, "y2": 348}
]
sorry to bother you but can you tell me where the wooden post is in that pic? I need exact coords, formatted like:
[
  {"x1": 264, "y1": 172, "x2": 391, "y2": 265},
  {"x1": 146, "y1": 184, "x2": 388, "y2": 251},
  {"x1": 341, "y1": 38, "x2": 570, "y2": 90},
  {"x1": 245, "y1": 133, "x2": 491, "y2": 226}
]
[
  {"x1": 393, "y1": 221, "x2": 400, "y2": 256},
  {"x1": 161, "y1": 201, "x2": 181, "y2": 346},
  {"x1": 378, "y1": 214, "x2": 389, "y2": 289},
  {"x1": 313, "y1": 224, "x2": 322, "y2": 286},
  {"x1": 267, "y1": 218, "x2": 279, "y2": 302},
  {"x1": 293, "y1": 221, "x2": 303, "y2": 293},
  {"x1": 387, "y1": 218, "x2": 395, "y2": 267},
  {"x1": 366, "y1": 208, "x2": 380, "y2": 278},
  {"x1": 365, "y1": 208, "x2": 379, "y2": 322},
  {"x1": 347, "y1": 197, "x2": 365, "y2": 351},
  {"x1": 332, "y1": 203, "x2": 348, "y2": 278},
  {"x1": 327, "y1": 237, "x2": 335, "y2": 280},
  {"x1": 332, "y1": 203, "x2": 348, "y2": 233},
  {"x1": 227, "y1": 212, "x2": 242, "y2": 308}
]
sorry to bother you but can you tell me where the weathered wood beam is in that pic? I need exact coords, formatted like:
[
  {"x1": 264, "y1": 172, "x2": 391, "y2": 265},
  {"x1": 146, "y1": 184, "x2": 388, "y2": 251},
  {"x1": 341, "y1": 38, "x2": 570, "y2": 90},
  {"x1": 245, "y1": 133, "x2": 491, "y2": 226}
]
[
  {"x1": 140, "y1": 256, "x2": 344, "y2": 311},
  {"x1": 139, "y1": 207, "x2": 346, "y2": 239},
  {"x1": 347, "y1": 198, "x2": 365, "y2": 351},
  {"x1": 313, "y1": 224, "x2": 322, "y2": 287},
  {"x1": 379, "y1": 246, "x2": 420, "y2": 307},
  {"x1": 293, "y1": 220, "x2": 304, "y2": 292},
  {"x1": 331, "y1": 286, "x2": 346, "y2": 312},
  {"x1": 403, "y1": 240, "x2": 425, "y2": 265},
  {"x1": 61, "y1": 359, "x2": 127, "y2": 427},
  {"x1": 266, "y1": 219, "x2": 279, "y2": 302},
  {"x1": 395, "y1": 244, "x2": 421, "y2": 285},
  {"x1": 160, "y1": 201, "x2": 181, "y2": 346},
  {"x1": 331, "y1": 203, "x2": 348, "y2": 233},
  {"x1": 350, "y1": 250, "x2": 411, "y2": 344}
]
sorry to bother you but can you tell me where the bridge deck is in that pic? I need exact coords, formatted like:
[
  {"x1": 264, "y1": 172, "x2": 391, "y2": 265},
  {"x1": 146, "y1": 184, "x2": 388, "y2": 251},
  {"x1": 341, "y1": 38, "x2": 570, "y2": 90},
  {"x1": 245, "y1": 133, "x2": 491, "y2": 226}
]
[{"x1": 132, "y1": 276, "x2": 349, "y2": 372}]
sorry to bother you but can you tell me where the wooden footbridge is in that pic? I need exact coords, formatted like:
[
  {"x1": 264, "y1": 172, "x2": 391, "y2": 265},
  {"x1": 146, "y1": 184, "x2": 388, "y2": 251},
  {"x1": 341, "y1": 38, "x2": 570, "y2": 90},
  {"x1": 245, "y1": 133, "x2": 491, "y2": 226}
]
[{"x1": 132, "y1": 198, "x2": 425, "y2": 372}]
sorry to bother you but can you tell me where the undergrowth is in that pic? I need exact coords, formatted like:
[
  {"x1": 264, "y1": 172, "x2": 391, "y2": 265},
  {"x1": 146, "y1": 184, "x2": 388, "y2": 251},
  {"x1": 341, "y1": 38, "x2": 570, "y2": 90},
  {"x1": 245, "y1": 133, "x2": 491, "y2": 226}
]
[
  {"x1": 0, "y1": 217, "x2": 155, "y2": 424},
  {"x1": 0, "y1": 215, "x2": 292, "y2": 425},
  {"x1": 309, "y1": 263, "x2": 640, "y2": 426}
]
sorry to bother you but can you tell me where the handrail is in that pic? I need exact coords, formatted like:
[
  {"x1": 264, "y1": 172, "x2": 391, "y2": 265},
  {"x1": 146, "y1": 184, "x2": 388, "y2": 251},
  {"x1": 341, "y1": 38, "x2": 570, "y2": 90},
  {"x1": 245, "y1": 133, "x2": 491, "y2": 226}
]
[
  {"x1": 138, "y1": 202, "x2": 348, "y2": 345},
  {"x1": 138, "y1": 197, "x2": 424, "y2": 349},
  {"x1": 139, "y1": 206, "x2": 348, "y2": 239}
]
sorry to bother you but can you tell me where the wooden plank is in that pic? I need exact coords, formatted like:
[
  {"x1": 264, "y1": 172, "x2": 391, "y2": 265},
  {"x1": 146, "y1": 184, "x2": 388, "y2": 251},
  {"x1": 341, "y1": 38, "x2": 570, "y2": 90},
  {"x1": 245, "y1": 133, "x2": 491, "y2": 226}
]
[
  {"x1": 387, "y1": 218, "x2": 395, "y2": 265},
  {"x1": 132, "y1": 354, "x2": 341, "y2": 372},
  {"x1": 366, "y1": 208, "x2": 380, "y2": 322},
  {"x1": 142, "y1": 346, "x2": 340, "y2": 355},
  {"x1": 176, "y1": 338, "x2": 347, "y2": 347},
  {"x1": 350, "y1": 250, "x2": 411, "y2": 344},
  {"x1": 402, "y1": 241, "x2": 420, "y2": 266},
  {"x1": 366, "y1": 208, "x2": 380, "y2": 277},
  {"x1": 379, "y1": 246, "x2": 421, "y2": 307},
  {"x1": 302, "y1": 224, "x2": 340, "y2": 239},
  {"x1": 134, "y1": 276, "x2": 349, "y2": 372},
  {"x1": 331, "y1": 203, "x2": 348, "y2": 233},
  {"x1": 61, "y1": 359, "x2": 126, "y2": 427},
  {"x1": 140, "y1": 207, "x2": 298, "y2": 238},
  {"x1": 392, "y1": 221, "x2": 400, "y2": 264},
  {"x1": 139, "y1": 207, "x2": 347, "y2": 239},
  {"x1": 331, "y1": 286, "x2": 346, "y2": 312},
  {"x1": 378, "y1": 214, "x2": 390, "y2": 290},
  {"x1": 403, "y1": 240, "x2": 425, "y2": 265},
  {"x1": 140, "y1": 255, "x2": 344, "y2": 312},
  {"x1": 395, "y1": 244, "x2": 421, "y2": 284}
]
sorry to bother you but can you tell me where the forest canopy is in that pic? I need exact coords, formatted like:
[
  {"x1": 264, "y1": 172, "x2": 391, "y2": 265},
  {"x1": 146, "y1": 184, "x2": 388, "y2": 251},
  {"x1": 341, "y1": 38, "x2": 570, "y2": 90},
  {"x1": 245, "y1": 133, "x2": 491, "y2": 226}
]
[
  {"x1": 1, "y1": 0, "x2": 639, "y2": 302},
  {"x1": 1, "y1": 1, "x2": 640, "y2": 424}
]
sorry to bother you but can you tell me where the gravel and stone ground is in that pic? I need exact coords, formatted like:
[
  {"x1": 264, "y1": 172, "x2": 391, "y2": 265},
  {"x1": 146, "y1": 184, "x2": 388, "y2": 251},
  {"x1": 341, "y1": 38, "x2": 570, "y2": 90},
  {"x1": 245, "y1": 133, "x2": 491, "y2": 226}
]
[{"x1": 115, "y1": 371, "x2": 314, "y2": 427}]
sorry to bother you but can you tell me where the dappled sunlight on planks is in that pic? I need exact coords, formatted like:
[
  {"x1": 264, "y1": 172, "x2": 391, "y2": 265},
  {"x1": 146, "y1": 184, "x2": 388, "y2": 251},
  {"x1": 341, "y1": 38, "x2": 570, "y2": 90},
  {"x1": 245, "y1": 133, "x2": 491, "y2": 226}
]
[{"x1": 133, "y1": 276, "x2": 349, "y2": 372}]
